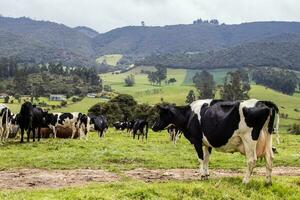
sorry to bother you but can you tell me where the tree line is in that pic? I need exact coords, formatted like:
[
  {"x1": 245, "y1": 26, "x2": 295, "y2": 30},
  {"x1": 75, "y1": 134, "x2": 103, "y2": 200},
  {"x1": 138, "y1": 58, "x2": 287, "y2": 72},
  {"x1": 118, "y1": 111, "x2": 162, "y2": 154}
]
[
  {"x1": 186, "y1": 69, "x2": 251, "y2": 103},
  {"x1": 252, "y1": 68, "x2": 299, "y2": 95},
  {"x1": 0, "y1": 57, "x2": 102, "y2": 97}
]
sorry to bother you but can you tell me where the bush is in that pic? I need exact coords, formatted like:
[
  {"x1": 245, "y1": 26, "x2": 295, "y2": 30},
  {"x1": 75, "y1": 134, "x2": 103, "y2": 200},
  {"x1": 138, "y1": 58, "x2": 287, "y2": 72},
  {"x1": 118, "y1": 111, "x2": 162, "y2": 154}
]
[
  {"x1": 60, "y1": 101, "x2": 67, "y2": 107},
  {"x1": 287, "y1": 124, "x2": 300, "y2": 135},
  {"x1": 4, "y1": 96, "x2": 9, "y2": 103},
  {"x1": 124, "y1": 74, "x2": 135, "y2": 87}
]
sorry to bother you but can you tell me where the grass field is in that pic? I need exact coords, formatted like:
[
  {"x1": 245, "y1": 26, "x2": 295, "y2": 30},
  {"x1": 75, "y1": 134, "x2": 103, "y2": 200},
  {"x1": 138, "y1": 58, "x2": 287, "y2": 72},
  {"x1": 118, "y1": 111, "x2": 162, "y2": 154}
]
[
  {"x1": 96, "y1": 54, "x2": 123, "y2": 66},
  {"x1": 0, "y1": 131, "x2": 299, "y2": 199},
  {"x1": 1, "y1": 177, "x2": 299, "y2": 200},
  {"x1": 0, "y1": 66, "x2": 299, "y2": 199}
]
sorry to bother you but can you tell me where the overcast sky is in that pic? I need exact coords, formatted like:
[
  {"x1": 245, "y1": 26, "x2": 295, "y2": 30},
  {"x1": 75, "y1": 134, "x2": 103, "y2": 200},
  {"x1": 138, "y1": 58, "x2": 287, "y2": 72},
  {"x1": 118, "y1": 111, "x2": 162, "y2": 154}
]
[{"x1": 0, "y1": 0, "x2": 299, "y2": 33}]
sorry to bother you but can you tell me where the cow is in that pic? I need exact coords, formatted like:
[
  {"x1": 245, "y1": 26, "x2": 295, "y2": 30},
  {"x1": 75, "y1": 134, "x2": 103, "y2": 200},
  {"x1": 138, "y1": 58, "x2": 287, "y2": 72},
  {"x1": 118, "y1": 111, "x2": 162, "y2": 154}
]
[
  {"x1": 0, "y1": 104, "x2": 13, "y2": 142},
  {"x1": 18, "y1": 102, "x2": 46, "y2": 143},
  {"x1": 152, "y1": 99, "x2": 279, "y2": 185},
  {"x1": 90, "y1": 115, "x2": 108, "y2": 138},
  {"x1": 126, "y1": 120, "x2": 135, "y2": 134},
  {"x1": 113, "y1": 121, "x2": 127, "y2": 131},
  {"x1": 132, "y1": 119, "x2": 148, "y2": 141},
  {"x1": 8, "y1": 113, "x2": 19, "y2": 138},
  {"x1": 45, "y1": 112, "x2": 87, "y2": 139},
  {"x1": 167, "y1": 124, "x2": 182, "y2": 144}
]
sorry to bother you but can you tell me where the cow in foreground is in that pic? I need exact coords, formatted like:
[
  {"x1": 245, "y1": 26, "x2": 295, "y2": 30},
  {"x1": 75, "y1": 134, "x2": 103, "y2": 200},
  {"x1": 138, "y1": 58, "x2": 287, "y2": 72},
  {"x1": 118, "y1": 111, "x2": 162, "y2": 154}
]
[
  {"x1": 132, "y1": 119, "x2": 148, "y2": 141},
  {"x1": 90, "y1": 115, "x2": 108, "y2": 138},
  {"x1": 152, "y1": 99, "x2": 279, "y2": 184},
  {"x1": 18, "y1": 102, "x2": 45, "y2": 142}
]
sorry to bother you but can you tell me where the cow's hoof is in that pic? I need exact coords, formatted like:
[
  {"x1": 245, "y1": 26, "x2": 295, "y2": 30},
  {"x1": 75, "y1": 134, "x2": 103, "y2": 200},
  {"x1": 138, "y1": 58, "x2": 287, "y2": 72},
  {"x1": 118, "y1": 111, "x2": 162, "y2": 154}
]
[
  {"x1": 264, "y1": 181, "x2": 272, "y2": 186},
  {"x1": 242, "y1": 178, "x2": 249, "y2": 184},
  {"x1": 201, "y1": 175, "x2": 209, "y2": 180}
]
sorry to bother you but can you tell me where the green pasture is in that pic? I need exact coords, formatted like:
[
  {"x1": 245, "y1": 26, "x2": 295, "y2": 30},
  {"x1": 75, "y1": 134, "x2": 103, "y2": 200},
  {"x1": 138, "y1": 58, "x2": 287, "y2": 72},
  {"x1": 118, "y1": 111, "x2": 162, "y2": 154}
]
[
  {"x1": 0, "y1": 130, "x2": 299, "y2": 199},
  {"x1": 0, "y1": 130, "x2": 299, "y2": 171},
  {"x1": 1, "y1": 177, "x2": 299, "y2": 200},
  {"x1": 96, "y1": 54, "x2": 123, "y2": 66}
]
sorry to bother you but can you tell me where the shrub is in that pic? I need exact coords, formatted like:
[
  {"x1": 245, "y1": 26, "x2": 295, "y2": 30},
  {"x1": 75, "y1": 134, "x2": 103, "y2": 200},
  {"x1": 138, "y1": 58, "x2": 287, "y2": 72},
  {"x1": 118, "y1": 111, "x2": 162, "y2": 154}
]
[
  {"x1": 60, "y1": 100, "x2": 67, "y2": 107},
  {"x1": 287, "y1": 124, "x2": 300, "y2": 135}
]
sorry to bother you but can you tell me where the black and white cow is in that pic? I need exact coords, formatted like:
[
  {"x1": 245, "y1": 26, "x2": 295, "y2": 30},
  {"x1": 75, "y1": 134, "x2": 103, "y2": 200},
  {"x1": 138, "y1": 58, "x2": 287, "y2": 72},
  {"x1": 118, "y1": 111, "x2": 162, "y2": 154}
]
[
  {"x1": 18, "y1": 102, "x2": 46, "y2": 143},
  {"x1": 45, "y1": 112, "x2": 87, "y2": 139},
  {"x1": 167, "y1": 124, "x2": 182, "y2": 144},
  {"x1": 152, "y1": 99, "x2": 279, "y2": 184},
  {"x1": 90, "y1": 115, "x2": 108, "y2": 138},
  {"x1": 132, "y1": 119, "x2": 148, "y2": 141},
  {"x1": 8, "y1": 113, "x2": 19, "y2": 138},
  {"x1": 113, "y1": 121, "x2": 127, "y2": 131},
  {"x1": 0, "y1": 104, "x2": 13, "y2": 142}
]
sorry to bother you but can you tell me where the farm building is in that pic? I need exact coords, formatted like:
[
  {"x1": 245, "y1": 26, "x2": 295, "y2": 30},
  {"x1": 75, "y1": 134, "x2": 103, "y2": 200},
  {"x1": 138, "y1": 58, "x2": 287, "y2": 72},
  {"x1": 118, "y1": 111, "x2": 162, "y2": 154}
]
[
  {"x1": 49, "y1": 94, "x2": 66, "y2": 101},
  {"x1": 87, "y1": 93, "x2": 97, "y2": 98}
]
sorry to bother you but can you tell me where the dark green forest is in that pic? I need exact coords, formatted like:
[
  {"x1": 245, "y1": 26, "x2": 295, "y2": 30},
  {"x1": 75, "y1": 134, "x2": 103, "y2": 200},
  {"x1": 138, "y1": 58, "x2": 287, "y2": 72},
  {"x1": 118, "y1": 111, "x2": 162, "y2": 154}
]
[{"x1": 0, "y1": 57, "x2": 102, "y2": 97}]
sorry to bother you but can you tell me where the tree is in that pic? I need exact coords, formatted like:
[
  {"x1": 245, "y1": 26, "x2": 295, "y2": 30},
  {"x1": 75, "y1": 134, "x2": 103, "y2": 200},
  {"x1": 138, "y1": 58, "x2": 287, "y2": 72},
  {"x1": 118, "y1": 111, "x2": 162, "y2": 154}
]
[
  {"x1": 220, "y1": 71, "x2": 250, "y2": 101},
  {"x1": 193, "y1": 70, "x2": 215, "y2": 99},
  {"x1": 155, "y1": 65, "x2": 167, "y2": 85},
  {"x1": 4, "y1": 96, "x2": 9, "y2": 103},
  {"x1": 168, "y1": 78, "x2": 177, "y2": 85},
  {"x1": 186, "y1": 90, "x2": 196, "y2": 104},
  {"x1": 109, "y1": 94, "x2": 137, "y2": 120},
  {"x1": 124, "y1": 74, "x2": 135, "y2": 87},
  {"x1": 141, "y1": 21, "x2": 145, "y2": 26}
]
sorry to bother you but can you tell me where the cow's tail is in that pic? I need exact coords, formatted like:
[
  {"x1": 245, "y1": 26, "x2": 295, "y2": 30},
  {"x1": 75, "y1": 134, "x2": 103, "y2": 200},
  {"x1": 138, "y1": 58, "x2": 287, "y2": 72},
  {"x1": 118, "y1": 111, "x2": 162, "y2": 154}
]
[
  {"x1": 5, "y1": 108, "x2": 9, "y2": 139},
  {"x1": 274, "y1": 113, "x2": 280, "y2": 144},
  {"x1": 261, "y1": 101, "x2": 280, "y2": 144}
]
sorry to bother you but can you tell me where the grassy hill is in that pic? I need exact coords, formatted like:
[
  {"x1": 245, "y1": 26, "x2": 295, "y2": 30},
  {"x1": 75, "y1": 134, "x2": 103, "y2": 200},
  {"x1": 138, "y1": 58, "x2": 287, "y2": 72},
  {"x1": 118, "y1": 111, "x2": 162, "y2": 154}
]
[
  {"x1": 96, "y1": 54, "x2": 123, "y2": 66},
  {"x1": 2, "y1": 67, "x2": 299, "y2": 127}
]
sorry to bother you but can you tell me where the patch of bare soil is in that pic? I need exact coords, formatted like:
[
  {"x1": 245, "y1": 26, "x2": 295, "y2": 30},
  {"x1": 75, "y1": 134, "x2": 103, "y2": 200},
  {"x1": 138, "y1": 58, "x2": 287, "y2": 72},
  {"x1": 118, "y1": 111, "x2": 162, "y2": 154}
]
[
  {"x1": 124, "y1": 167, "x2": 300, "y2": 182},
  {"x1": 0, "y1": 169, "x2": 119, "y2": 189},
  {"x1": 0, "y1": 167, "x2": 299, "y2": 189}
]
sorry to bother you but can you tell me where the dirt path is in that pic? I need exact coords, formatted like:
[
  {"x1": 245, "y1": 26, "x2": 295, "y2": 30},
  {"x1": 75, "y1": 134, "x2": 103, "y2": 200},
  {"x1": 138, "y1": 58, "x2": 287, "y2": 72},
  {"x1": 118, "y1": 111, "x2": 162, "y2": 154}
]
[
  {"x1": 125, "y1": 167, "x2": 300, "y2": 182},
  {"x1": 0, "y1": 167, "x2": 299, "y2": 189},
  {"x1": 0, "y1": 169, "x2": 119, "y2": 189}
]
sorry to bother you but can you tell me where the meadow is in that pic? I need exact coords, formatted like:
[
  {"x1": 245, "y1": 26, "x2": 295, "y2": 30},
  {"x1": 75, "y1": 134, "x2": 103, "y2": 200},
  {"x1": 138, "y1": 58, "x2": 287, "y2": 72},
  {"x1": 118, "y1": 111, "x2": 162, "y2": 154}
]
[{"x1": 0, "y1": 67, "x2": 299, "y2": 199}]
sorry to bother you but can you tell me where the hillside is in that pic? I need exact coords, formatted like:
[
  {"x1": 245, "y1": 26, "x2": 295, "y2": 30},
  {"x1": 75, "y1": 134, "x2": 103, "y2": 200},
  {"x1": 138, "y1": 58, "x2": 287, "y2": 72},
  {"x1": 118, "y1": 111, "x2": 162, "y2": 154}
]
[
  {"x1": 92, "y1": 22, "x2": 300, "y2": 56},
  {"x1": 0, "y1": 16, "x2": 95, "y2": 66},
  {"x1": 73, "y1": 26, "x2": 99, "y2": 38},
  {"x1": 136, "y1": 37, "x2": 300, "y2": 70},
  {"x1": 1, "y1": 16, "x2": 300, "y2": 69}
]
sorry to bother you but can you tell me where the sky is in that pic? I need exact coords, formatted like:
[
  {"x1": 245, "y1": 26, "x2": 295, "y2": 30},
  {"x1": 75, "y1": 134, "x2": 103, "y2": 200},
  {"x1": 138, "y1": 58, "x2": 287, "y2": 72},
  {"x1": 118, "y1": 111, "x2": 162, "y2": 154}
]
[{"x1": 0, "y1": 0, "x2": 299, "y2": 33}]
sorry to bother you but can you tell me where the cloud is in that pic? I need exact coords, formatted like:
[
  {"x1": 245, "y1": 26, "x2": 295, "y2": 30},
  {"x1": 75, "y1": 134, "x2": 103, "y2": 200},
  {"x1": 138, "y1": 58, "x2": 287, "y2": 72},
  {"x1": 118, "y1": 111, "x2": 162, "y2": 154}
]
[{"x1": 0, "y1": 0, "x2": 299, "y2": 33}]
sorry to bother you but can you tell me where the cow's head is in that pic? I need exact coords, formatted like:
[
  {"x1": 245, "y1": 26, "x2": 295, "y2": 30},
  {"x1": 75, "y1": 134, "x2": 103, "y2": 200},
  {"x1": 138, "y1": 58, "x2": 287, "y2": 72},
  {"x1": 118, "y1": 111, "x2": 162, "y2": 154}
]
[
  {"x1": 45, "y1": 113, "x2": 58, "y2": 126},
  {"x1": 152, "y1": 105, "x2": 175, "y2": 132}
]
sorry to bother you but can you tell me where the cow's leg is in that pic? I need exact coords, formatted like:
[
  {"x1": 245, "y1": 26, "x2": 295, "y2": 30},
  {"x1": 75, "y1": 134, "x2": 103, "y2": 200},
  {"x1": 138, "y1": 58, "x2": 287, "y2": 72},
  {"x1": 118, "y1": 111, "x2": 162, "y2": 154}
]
[
  {"x1": 37, "y1": 127, "x2": 41, "y2": 141},
  {"x1": 0, "y1": 127, "x2": 3, "y2": 143},
  {"x1": 145, "y1": 130, "x2": 148, "y2": 141},
  {"x1": 51, "y1": 126, "x2": 57, "y2": 138},
  {"x1": 194, "y1": 142, "x2": 207, "y2": 180},
  {"x1": 265, "y1": 133, "x2": 273, "y2": 185},
  {"x1": 20, "y1": 129, "x2": 24, "y2": 143},
  {"x1": 26, "y1": 129, "x2": 30, "y2": 142},
  {"x1": 203, "y1": 146, "x2": 211, "y2": 177},
  {"x1": 32, "y1": 128, "x2": 36, "y2": 142},
  {"x1": 242, "y1": 136, "x2": 258, "y2": 184},
  {"x1": 71, "y1": 126, "x2": 76, "y2": 139}
]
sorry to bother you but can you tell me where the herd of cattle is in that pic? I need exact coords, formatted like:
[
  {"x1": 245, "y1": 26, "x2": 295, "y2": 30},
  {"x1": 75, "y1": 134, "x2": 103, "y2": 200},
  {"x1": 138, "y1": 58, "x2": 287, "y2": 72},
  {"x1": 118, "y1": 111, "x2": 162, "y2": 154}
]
[
  {"x1": 0, "y1": 102, "x2": 151, "y2": 143},
  {"x1": 0, "y1": 98, "x2": 281, "y2": 184}
]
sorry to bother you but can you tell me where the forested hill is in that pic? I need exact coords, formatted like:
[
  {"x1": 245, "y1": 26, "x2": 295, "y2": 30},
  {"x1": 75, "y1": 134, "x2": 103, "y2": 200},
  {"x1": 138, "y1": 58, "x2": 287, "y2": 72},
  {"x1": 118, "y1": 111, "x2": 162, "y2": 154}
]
[
  {"x1": 0, "y1": 16, "x2": 95, "y2": 67},
  {"x1": 92, "y1": 21, "x2": 300, "y2": 56},
  {"x1": 136, "y1": 35, "x2": 300, "y2": 70},
  {"x1": 1, "y1": 16, "x2": 300, "y2": 69}
]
